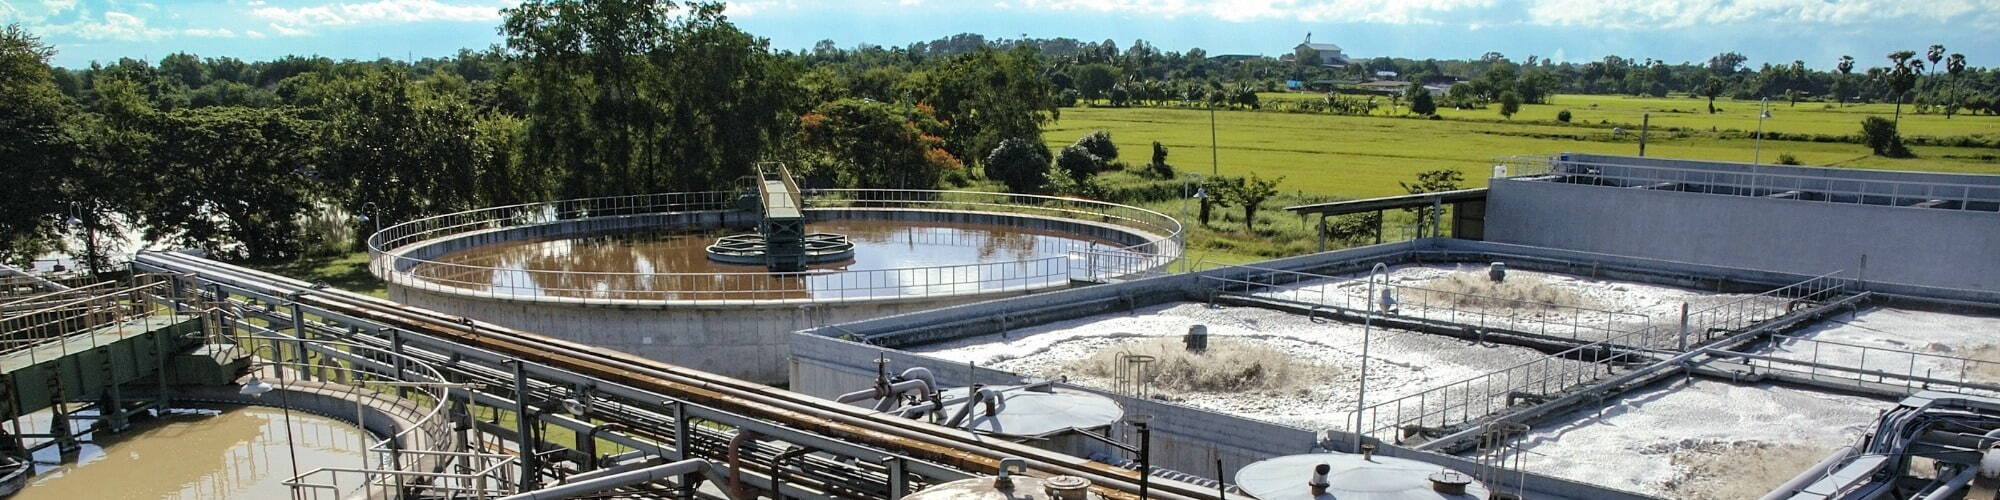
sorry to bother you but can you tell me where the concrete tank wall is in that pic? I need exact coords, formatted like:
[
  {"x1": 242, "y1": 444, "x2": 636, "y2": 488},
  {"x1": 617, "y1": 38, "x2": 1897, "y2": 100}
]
[
  {"x1": 1486, "y1": 174, "x2": 2000, "y2": 292},
  {"x1": 392, "y1": 283, "x2": 1021, "y2": 383},
  {"x1": 381, "y1": 208, "x2": 1174, "y2": 384}
]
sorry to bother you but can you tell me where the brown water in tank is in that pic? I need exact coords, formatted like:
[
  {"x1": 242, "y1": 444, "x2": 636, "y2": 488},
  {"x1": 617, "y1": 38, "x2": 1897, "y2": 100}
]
[
  {"x1": 410, "y1": 219, "x2": 1123, "y2": 300},
  {"x1": 15, "y1": 406, "x2": 369, "y2": 499}
]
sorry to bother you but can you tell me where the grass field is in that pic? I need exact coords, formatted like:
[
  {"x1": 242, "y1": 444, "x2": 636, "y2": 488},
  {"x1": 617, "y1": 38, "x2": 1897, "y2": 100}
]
[
  {"x1": 1258, "y1": 93, "x2": 2000, "y2": 139},
  {"x1": 1046, "y1": 95, "x2": 2000, "y2": 199}
]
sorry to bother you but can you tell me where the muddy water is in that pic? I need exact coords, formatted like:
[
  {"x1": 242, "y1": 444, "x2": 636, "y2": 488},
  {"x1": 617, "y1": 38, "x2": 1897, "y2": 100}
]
[
  {"x1": 412, "y1": 219, "x2": 1122, "y2": 300},
  {"x1": 17, "y1": 406, "x2": 369, "y2": 499}
]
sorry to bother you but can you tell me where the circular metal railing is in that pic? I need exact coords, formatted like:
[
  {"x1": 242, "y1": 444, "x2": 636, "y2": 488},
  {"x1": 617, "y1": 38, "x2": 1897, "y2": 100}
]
[{"x1": 367, "y1": 189, "x2": 1182, "y2": 304}]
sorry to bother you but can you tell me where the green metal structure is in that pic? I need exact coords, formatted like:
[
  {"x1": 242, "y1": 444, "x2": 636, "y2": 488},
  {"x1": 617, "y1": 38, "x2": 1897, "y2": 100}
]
[{"x1": 0, "y1": 275, "x2": 248, "y2": 468}]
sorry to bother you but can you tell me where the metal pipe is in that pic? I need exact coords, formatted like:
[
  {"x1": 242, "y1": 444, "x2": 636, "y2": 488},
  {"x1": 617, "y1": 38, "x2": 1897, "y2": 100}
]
[
  {"x1": 837, "y1": 378, "x2": 932, "y2": 409},
  {"x1": 1917, "y1": 465, "x2": 1976, "y2": 500},
  {"x1": 727, "y1": 431, "x2": 762, "y2": 498},
  {"x1": 498, "y1": 458, "x2": 737, "y2": 500},
  {"x1": 1757, "y1": 444, "x2": 1857, "y2": 500},
  {"x1": 138, "y1": 251, "x2": 1215, "y2": 500},
  {"x1": 944, "y1": 388, "x2": 1002, "y2": 428}
]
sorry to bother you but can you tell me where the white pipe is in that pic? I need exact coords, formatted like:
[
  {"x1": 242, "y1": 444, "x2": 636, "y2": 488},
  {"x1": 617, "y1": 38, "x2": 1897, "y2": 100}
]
[{"x1": 499, "y1": 458, "x2": 737, "y2": 500}]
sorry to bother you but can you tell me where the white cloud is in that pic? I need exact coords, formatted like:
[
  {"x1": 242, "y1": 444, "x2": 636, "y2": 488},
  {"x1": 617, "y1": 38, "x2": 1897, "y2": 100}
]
[
  {"x1": 268, "y1": 22, "x2": 309, "y2": 36},
  {"x1": 1005, "y1": 0, "x2": 1494, "y2": 24},
  {"x1": 995, "y1": 0, "x2": 2000, "y2": 29},
  {"x1": 251, "y1": 0, "x2": 505, "y2": 33},
  {"x1": 35, "y1": 11, "x2": 175, "y2": 41},
  {"x1": 725, "y1": 0, "x2": 800, "y2": 16},
  {"x1": 2, "y1": 0, "x2": 80, "y2": 24},
  {"x1": 1521, "y1": 0, "x2": 1988, "y2": 29},
  {"x1": 182, "y1": 27, "x2": 236, "y2": 38},
  {"x1": 245, "y1": 29, "x2": 266, "y2": 39}
]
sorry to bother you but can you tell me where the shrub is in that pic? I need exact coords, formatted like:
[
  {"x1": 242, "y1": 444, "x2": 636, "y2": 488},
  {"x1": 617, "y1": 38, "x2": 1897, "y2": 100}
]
[
  {"x1": 1075, "y1": 130, "x2": 1118, "y2": 161},
  {"x1": 1556, "y1": 109, "x2": 1572, "y2": 123},
  {"x1": 1777, "y1": 153, "x2": 1801, "y2": 165},
  {"x1": 1498, "y1": 90, "x2": 1522, "y2": 119},
  {"x1": 1055, "y1": 143, "x2": 1103, "y2": 184},
  {"x1": 983, "y1": 138, "x2": 1051, "y2": 193},
  {"x1": 1861, "y1": 116, "x2": 1913, "y2": 157},
  {"x1": 1145, "y1": 141, "x2": 1175, "y2": 179}
]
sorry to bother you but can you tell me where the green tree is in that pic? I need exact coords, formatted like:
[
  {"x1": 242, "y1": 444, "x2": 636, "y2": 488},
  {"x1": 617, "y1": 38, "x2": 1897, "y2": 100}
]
[
  {"x1": 142, "y1": 107, "x2": 322, "y2": 261},
  {"x1": 1497, "y1": 90, "x2": 1521, "y2": 120},
  {"x1": 905, "y1": 46, "x2": 1059, "y2": 170},
  {"x1": 1399, "y1": 169, "x2": 1465, "y2": 234},
  {"x1": 1226, "y1": 173, "x2": 1282, "y2": 231},
  {"x1": 1075, "y1": 130, "x2": 1118, "y2": 162},
  {"x1": 1834, "y1": 55, "x2": 1855, "y2": 105},
  {"x1": 1145, "y1": 141, "x2": 1174, "y2": 179},
  {"x1": 317, "y1": 68, "x2": 487, "y2": 227},
  {"x1": 984, "y1": 137, "x2": 1051, "y2": 193},
  {"x1": 797, "y1": 98, "x2": 961, "y2": 189},
  {"x1": 0, "y1": 25, "x2": 84, "y2": 265},
  {"x1": 1944, "y1": 53, "x2": 1968, "y2": 119},
  {"x1": 1861, "y1": 116, "x2": 1911, "y2": 158},
  {"x1": 1054, "y1": 143, "x2": 1102, "y2": 184},
  {"x1": 1074, "y1": 63, "x2": 1117, "y2": 102},
  {"x1": 1701, "y1": 77, "x2": 1726, "y2": 114},
  {"x1": 1406, "y1": 83, "x2": 1436, "y2": 116},
  {"x1": 1885, "y1": 50, "x2": 1920, "y2": 123},
  {"x1": 503, "y1": 0, "x2": 798, "y2": 198}
]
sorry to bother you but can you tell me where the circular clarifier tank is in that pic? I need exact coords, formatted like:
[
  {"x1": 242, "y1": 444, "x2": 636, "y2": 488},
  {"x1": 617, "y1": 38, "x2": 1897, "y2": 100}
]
[{"x1": 370, "y1": 190, "x2": 1181, "y2": 383}]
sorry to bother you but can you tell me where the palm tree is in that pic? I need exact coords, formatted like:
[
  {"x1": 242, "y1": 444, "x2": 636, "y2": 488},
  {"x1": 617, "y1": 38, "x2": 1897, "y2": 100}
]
[
  {"x1": 1836, "y1": 55, "x2": 1855, "y2": 106},
  {"x1": 1945, "y1": 53, "x2": 1968, "y2": 118},
  {"x1": 1926, "y1": 44, "x2": 1945, "y2": 78},
  {"x1": 1701, "y1": 76, "x2": 1726, "y2": 114},
  {"x1": 1885, "y1": 51, "x2": 1919, "y2": 124}
]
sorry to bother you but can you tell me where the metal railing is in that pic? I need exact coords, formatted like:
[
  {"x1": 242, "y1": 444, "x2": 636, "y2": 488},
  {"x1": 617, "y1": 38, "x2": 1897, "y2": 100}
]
[
  {"x1": 0, "y1": 275, "x2": 180, "y2": 366},
  {"x1": 1350, "y1": 327, "x2": 1653, "y2": 445},
  {"x1": 220, "y1": 328, "x2": 483, "y2": 499},
  {"x1": 1681, "y1": 271, "x2": 1853, "y2": 347},
  {"x1": 1201, "y1": 264, "x2": 1662, "y2": 346},
  {"x1": 368, "y1": 189, "x2": 1182, "y2": 303},
  {"x1": 1723, "y1": 333, "x2": 2000, "y2": 396},
  {"x1": 1493, "y1": 154, "x2": 2000, "y2": 212}
]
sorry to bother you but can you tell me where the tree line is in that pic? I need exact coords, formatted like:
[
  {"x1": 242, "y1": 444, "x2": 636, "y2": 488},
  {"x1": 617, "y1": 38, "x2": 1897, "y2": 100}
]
[
  {"x1": 9, "y1": 7, "x2": 1995, "y2": 270},
  {"x1": 2, "y1": 1, "x2": 1060, "y2": 270}
]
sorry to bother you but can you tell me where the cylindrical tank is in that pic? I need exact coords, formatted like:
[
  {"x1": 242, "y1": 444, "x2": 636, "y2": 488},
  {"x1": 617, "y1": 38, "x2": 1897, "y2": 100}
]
[
  {"x1": 1234, "y1": 452, "x2": 1490, "y2": 500},
  {"x1": 902, "y1": 459, "x2": 1102, "y2": 500},
  {"x1": 935, "y1": 385, "x2": 1124, "y2": 457}
]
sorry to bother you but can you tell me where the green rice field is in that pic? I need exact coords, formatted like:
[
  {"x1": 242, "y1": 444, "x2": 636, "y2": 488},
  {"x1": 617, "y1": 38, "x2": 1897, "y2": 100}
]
[{"x1": 1050, "y1": 95, "x2": 2000, "y2": 199}]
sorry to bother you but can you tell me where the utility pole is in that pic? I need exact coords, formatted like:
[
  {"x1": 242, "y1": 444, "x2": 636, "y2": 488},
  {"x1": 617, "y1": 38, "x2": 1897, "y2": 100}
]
[
  {"x1": 1638, "y1": 113, "x2": 1650, "y2": 157},
  {"x1": 1209, "y1": 95, "x2": 1220, "y2": 177}
]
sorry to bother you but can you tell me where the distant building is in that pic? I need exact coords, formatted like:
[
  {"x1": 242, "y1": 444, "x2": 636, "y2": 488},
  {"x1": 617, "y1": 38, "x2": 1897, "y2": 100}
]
[
  {"x1": 1355, "y1": 80, "x2": 1411, "y2": 95},
  {"x1": 1293, "y1": 33, "x2": 1349, "y2": 67},
  {"x1": 1375, "y1": 70, "x2": 1400, "y2": 79}
]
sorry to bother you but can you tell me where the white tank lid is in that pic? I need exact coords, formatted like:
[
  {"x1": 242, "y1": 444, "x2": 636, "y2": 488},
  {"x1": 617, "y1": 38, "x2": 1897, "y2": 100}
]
[{"x1": 1235, "y1": 452, "x2": 1490, "y2": 500}]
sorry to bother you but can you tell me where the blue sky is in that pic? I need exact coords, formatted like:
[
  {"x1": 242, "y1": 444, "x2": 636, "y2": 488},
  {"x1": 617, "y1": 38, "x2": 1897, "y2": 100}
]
[{"x1": 5, "y1": 0, "x2": 1997, "y2": 70}]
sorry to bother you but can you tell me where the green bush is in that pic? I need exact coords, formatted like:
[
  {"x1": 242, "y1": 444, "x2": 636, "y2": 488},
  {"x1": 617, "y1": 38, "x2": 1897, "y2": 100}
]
[
  {"x1": 1861, "y1": 116, "x2": 1912, "y2": 158},
  {"x1": 983, "y1": 138, "x2": 1052, "y2": 193},
  {"x1": 1075, "y1": 130, "x2": 1118, "y2": 162},
  {"x1": 1556, "y1": 109, "x2": 1572, "y2": 123}
]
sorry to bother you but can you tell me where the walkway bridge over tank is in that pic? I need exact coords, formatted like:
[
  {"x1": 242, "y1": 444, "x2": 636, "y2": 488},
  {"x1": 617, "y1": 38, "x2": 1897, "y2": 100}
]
[{"x1": 0, "y1": 272, "x2": 249, "y2": 470}]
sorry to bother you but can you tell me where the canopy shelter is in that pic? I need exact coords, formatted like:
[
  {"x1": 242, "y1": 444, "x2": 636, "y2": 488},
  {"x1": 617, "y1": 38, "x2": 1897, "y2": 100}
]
[{"x1": 1285, "y1": 188, "x2": 1488, "y2": 250}]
